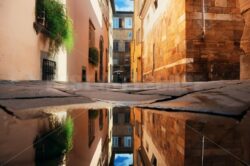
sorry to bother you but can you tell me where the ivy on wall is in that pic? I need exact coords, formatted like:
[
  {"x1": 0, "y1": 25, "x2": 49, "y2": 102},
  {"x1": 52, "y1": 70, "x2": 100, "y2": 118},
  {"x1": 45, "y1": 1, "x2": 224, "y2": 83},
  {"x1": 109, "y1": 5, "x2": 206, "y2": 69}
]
[{"x1": 35, "y1": 0, "x2": 74, "y2": 55}]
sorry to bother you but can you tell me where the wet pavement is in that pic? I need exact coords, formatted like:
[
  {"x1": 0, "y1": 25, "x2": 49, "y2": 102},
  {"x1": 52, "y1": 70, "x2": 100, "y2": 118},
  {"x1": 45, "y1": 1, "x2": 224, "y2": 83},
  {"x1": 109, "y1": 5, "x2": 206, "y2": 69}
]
[{"x1": 0, "y1": 80, "x2": 250, "y2": 165}]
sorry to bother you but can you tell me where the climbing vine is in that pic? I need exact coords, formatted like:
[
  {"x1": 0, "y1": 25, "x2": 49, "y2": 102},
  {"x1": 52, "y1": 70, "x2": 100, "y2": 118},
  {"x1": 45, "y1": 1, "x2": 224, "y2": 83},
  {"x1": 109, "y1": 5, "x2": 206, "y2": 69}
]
[{"x1": 35, "y1": 0, "x2": 74, "y2": 55}]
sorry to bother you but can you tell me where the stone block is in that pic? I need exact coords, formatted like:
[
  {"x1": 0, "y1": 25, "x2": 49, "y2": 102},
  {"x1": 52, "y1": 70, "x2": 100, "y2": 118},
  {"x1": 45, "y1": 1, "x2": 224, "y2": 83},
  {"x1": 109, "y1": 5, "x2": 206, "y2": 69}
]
[
  {"x1": 215, "y1": 0, "x2": 228, "y2": 7},
  {"x1": 240, "y1": 54, "x2": 250, "y2": 80}
]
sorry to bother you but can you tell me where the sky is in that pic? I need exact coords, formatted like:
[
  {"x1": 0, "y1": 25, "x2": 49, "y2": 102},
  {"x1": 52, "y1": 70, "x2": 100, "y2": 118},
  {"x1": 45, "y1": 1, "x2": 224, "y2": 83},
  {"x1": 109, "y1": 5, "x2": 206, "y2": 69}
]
[
  {"x1": 115, "y1": 0, "x2": 134, "y2": 11},
  {"x1": 114, "y1": 154, "x2": 133, "y2": 166}
]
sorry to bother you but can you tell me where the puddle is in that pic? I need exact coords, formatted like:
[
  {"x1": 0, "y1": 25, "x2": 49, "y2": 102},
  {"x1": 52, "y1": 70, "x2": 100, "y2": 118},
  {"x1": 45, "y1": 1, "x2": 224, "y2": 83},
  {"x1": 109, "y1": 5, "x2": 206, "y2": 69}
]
[{"x1": 0, "y1": 106, "x2": 249, "y2": 166}]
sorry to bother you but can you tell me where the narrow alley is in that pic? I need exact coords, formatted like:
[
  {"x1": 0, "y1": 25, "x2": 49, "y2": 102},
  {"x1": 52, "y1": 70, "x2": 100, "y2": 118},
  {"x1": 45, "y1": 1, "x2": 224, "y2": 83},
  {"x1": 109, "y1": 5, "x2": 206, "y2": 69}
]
[{"x1": 1, "y1": 0, "x2": 250, "y2": 166}]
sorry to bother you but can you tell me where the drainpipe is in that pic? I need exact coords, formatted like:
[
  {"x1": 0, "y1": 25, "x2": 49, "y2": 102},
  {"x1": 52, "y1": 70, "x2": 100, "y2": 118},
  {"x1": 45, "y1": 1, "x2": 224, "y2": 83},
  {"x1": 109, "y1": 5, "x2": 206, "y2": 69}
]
[
  {"x1": 201, "y1": 0, "x2": 206, "y2": 40},
  {"x1": 139, "y1": 1, "x2": 147, "y2": 83},
  {"x1": 140, "y1": 18, "x2": 144, "y2": 83}
]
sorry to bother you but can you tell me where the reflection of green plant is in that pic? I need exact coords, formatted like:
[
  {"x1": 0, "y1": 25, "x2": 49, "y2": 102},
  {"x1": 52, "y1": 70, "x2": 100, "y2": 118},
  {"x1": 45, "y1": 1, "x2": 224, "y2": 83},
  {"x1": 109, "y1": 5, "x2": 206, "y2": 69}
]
[
  {"x1": 34, "y1": 116, "x2": 74, "y2": 165},
  {"x1": 35, "y1": 0, "x2": 74, "y2": 54},
  {"x1": 89, "y1": 47, "x2": 99, "y2": 66},
  {"x1": 89, "y1": 109, "x2": 99, "y2": 119}
]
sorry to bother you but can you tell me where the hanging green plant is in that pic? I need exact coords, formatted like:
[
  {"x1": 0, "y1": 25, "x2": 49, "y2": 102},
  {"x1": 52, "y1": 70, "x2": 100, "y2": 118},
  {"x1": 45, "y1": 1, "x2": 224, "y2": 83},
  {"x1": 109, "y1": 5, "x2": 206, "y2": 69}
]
[
  {"x1": 35, "y1": 0, "x2": 74, "y2": 55},
  {"x1": 89, "y1": 47, "x2": 99, "y2": 66}
]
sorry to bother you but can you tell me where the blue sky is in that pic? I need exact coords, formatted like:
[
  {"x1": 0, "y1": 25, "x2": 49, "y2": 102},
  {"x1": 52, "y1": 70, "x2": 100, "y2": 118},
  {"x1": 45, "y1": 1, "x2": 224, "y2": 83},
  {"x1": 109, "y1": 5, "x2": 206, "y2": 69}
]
[
  {"x1": 114, "y1": 154, "x2": 133, "y2": 166},
  {"x1": 115, "y1": 0, "x2": 134, "y2": 11}
]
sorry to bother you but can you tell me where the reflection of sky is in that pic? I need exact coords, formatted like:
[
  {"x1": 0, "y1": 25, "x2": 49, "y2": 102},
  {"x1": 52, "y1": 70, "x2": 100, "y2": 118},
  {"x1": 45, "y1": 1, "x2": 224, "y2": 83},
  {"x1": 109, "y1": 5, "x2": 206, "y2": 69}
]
[
  {"x1": 115, "y1": 0, "x2": 134, "y2": 11},
  {"x1": 114, "y1": 154, "x2": 133, "y2": 166}
]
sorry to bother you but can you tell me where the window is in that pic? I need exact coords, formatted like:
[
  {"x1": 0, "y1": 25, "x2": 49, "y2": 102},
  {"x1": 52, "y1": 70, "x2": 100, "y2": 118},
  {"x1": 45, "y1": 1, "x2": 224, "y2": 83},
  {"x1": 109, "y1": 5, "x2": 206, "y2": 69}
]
[
  {"x1": 151, "y1": 155, "x2": 157, "y2": 166},
  {"x1": 113, "y1": 40, "x2": 119, "y2": 52},
  {"x1": 152, "y1": 113, "x2": 156, "y2": 126},
  {"x1": 42, "y1": 59, "x2": 56, "y2": 81},
  {"x1": 88, "y1": 110, "x2": 95, "y2": 146},
  {"x1": 125, "y1": 112, "x2": 130, "y2": 123},
  {"x1": 124, "y1": 17, "x2": 132, "y2": 29},
  {"x1": 128, "y1": 32, "x2": 132, "y2": 39},
  {"x1": 136, "y1": 29, "x2": 141, "y2": 44},
  {"x1": 112, "y1": 137, "x2": 119, "y2": 147},
  {"x1": 113, "y1": 17, "x2": 119, "y2": 28},
  {"x1": 146, "y1": 142, "x2": 149, "y2": 152},
  {"x1": 82, "y1": 66, "x2": 86, "y2": 82},
  {"x1": 124, "y1": 136, "x2": 132, "y2": 147},
  {"x1": 125, "y1": 41, "x2": 130, "y2": 52},
  {"x1": 153, "y1": 44, "x2": 156, "y2": 71},
  {"x1": 137, "y1": 150, "x2": 142, "y2": 166},
  {"x1": 128, "y1": 126, "x2": 132, "y2": 133},
  {"x1": 154, "y1": 0, "x2": 158, "y2": 9},
  {"x1": 113, "y1": 113, "x2": 118, "y2": 124},
  {"x1": 89, "y1": 20, "x2": 95, "y2": 47},
  {"x1": 99, "y1": 110, "x2": 103, "y2": 130},
  {"x1": 118, "y1": 42, "x2": 125, "y2": 52},
  {"x1": 119, "y1": 18, "x2": 123, "y2": 28},
  {"x1": 95, "y1": 71, "x2": 98, "y2": 82},
  {"x1": 113, "y1": 59, "x2": 118, "y2": 65},
  {"x1": 135, "y1": 121, "x2": 142, "y2": 137}
]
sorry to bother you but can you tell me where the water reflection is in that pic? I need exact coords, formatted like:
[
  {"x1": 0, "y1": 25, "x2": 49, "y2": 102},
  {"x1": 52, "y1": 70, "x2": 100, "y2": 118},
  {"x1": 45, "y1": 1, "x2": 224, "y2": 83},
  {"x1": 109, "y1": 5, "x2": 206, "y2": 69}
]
[
  {"x1": 131, "y1": 108, "x2": 250, "y2": 166},
  {"x1": 34, "y1": 116, "x2": 73, "y2": 166},
  {"x1": 0, "y1": 107, "x2": 249, "y2": 166},
  {"x1": 67, "y1": 109, "x2": 111, "y2": 166},
  {"x1": 111, "y1": 107, "x2": 133, "y2": 166}
]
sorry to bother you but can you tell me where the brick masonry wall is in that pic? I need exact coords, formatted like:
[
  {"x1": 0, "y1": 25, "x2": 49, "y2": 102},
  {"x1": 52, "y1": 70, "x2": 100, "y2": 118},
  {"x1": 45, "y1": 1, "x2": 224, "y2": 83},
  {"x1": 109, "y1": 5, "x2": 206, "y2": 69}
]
[
  {"x1": 142, "y1": 0, "x2": 244, "y2": 82},
  {"x1": 143, "y1": 0, "x2": 187, "y2": 82},
  {"x1": 186, "y1": 0, "x2": 244, "y2": 81}
]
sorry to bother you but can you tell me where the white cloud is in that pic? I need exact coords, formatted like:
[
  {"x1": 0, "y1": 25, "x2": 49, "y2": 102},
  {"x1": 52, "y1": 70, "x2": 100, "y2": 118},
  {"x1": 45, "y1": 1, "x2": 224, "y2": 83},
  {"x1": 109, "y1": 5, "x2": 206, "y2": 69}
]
[{"x1": 115, "y1": 0, "x2": 134, "y2": 11}]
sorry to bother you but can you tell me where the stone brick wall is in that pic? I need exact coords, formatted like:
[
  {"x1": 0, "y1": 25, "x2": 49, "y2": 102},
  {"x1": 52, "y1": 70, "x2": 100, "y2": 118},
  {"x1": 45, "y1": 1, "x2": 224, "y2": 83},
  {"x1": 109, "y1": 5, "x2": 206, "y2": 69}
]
[
  {"x1": 141, "y1": 0, "x2": 244, "y2": 82},
  {"x1": 186, "y1": 0, "x2": 244, "y2": 81},
  {"x1": 239, "y1": 0, "x2": 250, "y2": 80},
  {"x1": 142, "y1": 0, "x2": 187, "y2": 82},
  {"x1": 131, "y1": 0, "x2": 143, "y2": 83}
]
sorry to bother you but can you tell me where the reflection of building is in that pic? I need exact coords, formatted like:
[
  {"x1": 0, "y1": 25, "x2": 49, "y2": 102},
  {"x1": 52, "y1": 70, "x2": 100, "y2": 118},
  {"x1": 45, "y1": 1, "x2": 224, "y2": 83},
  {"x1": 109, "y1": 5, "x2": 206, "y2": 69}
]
[
  {"x1": 112, "y1": 11, "x2": 133, "y2": 83},
  {"x1": 68, "y1": 109, "x2": 110, "y2": 166},
  {"x1": 131, "y1": 108, "x2": 250, "y2": 166},
  {"x1": 132, "y1": 0, "x2": 244, "y2": 82},
  {"x1": 111, "y1": 107, "x2": 133, "y2": 163},
  {"x1": 107, "y1": 108, "x2": 114, "y2": 164},
  {"x1": 67, "y1": 0, "x2": 110, "y2": 82}
]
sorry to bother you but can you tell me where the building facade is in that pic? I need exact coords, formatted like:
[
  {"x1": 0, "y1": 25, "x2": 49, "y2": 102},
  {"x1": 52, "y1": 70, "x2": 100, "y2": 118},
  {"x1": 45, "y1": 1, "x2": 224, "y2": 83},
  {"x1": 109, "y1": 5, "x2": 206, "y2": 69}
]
[
  {"x1": 131, "y1": 0, "x2": 144, "y2": 83},
  {"x1": 108, "y1": 1, "x2": 114, "y2": 83},
  {"x1": 0, "y1": 0, "x2": 68, "y2": 81},
  {"x1": 239, "y1": 0, "x2": 250, "y2": 80},
  {"x1": 113, "y1": 12, "x2": 133, "y2": 83},
  {"x1": 67, "y1": 0, "x2": 110, "y2": 82},
  {"x1": 132, "y1": 0, "x2": 244, "y2": 83}
]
